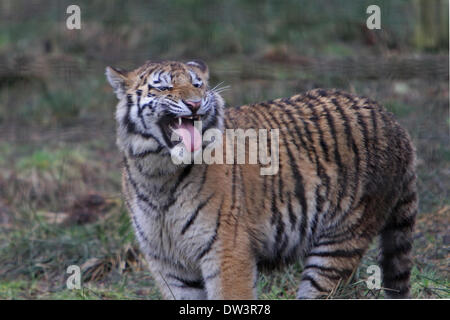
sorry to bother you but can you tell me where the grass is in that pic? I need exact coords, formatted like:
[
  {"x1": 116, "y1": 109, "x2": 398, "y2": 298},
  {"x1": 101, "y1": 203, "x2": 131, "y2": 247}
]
[
  {"x1": 0, "y1": 196, "x2": 150, "y2": 299},
  {"x1": 411, "y1": 267, "x2": 450, "y2": 299},
  {"x1": 2, "y1": 202, "x2": 448, "y2": 299},
  {"x1": 384, "y1": 100, "x2": 413, "y2": 117}
]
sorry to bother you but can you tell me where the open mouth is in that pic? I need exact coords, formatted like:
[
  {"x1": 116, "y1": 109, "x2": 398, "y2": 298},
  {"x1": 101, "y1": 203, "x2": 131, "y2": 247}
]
[{"x1": 159, "y1": 115, "x2": 203, "y2": 152}]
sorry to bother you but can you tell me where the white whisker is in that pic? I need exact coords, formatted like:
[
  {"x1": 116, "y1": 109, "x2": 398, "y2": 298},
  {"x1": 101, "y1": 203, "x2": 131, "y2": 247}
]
[
  {"x1": 211, "y1": 82, "x2": 231, "y2": 95},
  {"x1": 210, "y1": 81, "x2": 225, "y2": 92}
]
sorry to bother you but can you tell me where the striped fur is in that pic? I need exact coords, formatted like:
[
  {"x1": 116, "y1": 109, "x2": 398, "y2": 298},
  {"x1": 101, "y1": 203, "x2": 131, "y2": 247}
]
[{"x1": 106, "y1": 60, "x2": 417, "y2": 299}]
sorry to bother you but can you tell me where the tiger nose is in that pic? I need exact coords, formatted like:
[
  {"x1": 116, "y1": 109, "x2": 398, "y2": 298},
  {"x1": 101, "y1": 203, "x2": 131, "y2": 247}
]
[{"x1": 183, "y1": 99, "x2": 201, "y2": 112}]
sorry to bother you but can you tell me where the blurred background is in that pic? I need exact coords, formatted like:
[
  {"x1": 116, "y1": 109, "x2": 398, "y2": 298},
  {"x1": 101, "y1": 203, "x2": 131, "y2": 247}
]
[{"x1": 0, "y1": 0, "x2": 448, "y2": 299}]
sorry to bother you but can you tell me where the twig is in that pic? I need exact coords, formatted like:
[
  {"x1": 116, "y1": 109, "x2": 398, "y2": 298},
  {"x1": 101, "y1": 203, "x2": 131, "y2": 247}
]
[{"x1": 159, "y1": 271, "x2": 176, "y2": 300}]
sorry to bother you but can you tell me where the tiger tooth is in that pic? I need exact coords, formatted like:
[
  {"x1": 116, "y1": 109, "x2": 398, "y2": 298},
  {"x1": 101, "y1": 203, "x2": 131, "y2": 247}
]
[{"x1": 178, "y1": 117, "x2": 182, "y2": 126}]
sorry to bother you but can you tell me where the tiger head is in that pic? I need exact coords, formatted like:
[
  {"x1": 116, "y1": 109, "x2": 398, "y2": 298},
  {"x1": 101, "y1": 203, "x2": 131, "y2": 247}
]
[{"x1": 106, "y1": 60, "x2": 225, "y2": 159}]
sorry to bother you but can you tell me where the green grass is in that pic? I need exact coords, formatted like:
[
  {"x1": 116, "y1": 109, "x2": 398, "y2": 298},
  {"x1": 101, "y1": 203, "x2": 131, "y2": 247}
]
[
  {"x1": 0, "y1": 201, "x2": 147, "y2": 299},
  {"x1": 411, "y1": 267, "x2": 450, "y2": 299},
  {"x1": 384, "y1": 100, "x2": 413, "y2": 117},
  {"x1": 0, "y1": 276, "x2": 161, "y2": 300},
  {"x1": 3, "y1": 208, "x2": 447, "y2": 299},
  {"x1": 17, "y1": 149, "x2": 81, "y2": 172}
]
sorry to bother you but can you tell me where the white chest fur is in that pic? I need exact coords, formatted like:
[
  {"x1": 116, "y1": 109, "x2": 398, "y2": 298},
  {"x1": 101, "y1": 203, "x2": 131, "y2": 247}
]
[{"x1": 125, "y1": 159, "x2": 217, "y2": 271}]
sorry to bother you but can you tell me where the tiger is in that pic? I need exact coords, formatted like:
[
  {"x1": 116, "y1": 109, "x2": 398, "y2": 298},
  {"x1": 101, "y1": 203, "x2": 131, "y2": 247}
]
[{"x1": 106, "y1": 59, "x2": 417, "y2": 299}]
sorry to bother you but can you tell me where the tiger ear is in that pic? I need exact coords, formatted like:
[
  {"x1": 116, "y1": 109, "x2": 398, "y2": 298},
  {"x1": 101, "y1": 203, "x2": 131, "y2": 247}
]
[
  {"x1": 186, "y1": 60, "x2": 209, "y2": 79},
  {"x1": 106, "y1": 66, "x2": 131, "y2": 100}
]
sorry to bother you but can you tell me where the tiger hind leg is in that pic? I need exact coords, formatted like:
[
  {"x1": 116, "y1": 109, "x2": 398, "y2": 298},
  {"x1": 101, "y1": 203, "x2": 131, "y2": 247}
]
[
  {"x1": 296, "y1": 239, "x2": 371, "y2": 299},
  {"x1": 379, "y1": 177, "x2": 417, "y2": 299}
]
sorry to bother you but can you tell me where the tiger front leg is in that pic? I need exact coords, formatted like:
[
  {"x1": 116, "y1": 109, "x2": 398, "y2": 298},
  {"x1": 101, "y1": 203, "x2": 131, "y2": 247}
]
[
  {"x1": 147, "y1": 258, "x2": 207, "y2": 300},
  {"x1": 199, "y1": 225, "x2": 257, "y2": 299}
]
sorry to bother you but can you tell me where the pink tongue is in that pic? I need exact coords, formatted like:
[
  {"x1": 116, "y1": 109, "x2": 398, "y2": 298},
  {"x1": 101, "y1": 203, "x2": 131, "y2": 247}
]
[{"x1": 174, "y1": 122, "x2": 202, "y2": 152}]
